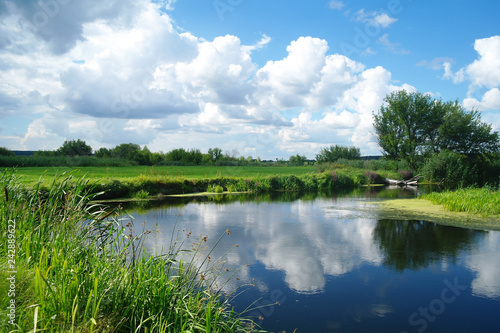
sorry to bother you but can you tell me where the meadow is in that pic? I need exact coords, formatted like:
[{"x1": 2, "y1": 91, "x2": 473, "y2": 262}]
[
  {"x1": 10, "y1": 164, "x2": 403, "y2": 201},
  {"x1": 14, "y1": 165, "x2": 318, "y2": 185}
]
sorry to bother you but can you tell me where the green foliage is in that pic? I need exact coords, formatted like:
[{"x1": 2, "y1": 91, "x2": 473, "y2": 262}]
[
  {"x1": 0, "y1": 155, "x2": 137, "y2": 168},
  {"x1": 373, "y1": 91, "x2": 500, "y2": 168},
  {"x1": 0, "y1": 172, "x2": 261, "y2": 332},
  {"x1": 421, "y1": 150, "x2": 500, "y2": 187},
  {"x1": 57, "y1": 139, "x2": 93, "y2": 156},
  {"x1": 207, "y1": 184, "x2": 224, "y2": 193},
  {"x1": 208, "y1": 147, "x2": 223, "y2": 164},
  {"x1": 438, "y1": 105, "x2": 500, "y2": 154},
  {"x1": 0, "y1": 147, "x2": 15, "y2": 156},
  {"x1": 134, "y1": 189, "x2": 150, "y2": 199},
  {"x1": 421, "y1": 187, "x2": 500, "y2": 216},
  {"x1": 316, "y1": 145, "x2": 361, "y2": 163},
  {"x1": 289, "y1": 154, "x2": 307, "y2": 166}
]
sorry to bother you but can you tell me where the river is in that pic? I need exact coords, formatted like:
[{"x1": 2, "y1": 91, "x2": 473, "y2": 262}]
[{"x1": 122, "y1": 186, "x2": 500, "y2": 333}]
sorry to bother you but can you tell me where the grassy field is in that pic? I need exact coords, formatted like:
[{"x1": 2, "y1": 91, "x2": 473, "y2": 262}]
[
  {"x1": 8, "y1": 164, "x2": 403, "y2": 201},
  {"x1": 15, "y1": 165, "x2": 318, "y2": 185}
]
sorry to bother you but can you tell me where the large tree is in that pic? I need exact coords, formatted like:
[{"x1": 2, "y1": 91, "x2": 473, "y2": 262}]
[
  {"x1": 57, "y1": 139, "x2": 92, "y2": 156},
  {"x1": 373, "y1": 91, "x2": 499, "y2": 167}
]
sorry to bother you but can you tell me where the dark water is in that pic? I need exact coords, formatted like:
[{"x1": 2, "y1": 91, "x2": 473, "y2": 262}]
[{"x1": 123, "y1": 187, "x2": 500, "y2": 333}]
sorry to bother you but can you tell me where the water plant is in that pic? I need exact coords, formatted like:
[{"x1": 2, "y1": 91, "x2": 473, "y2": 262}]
[
  {"x1": 0, "y1": 170, "x2": 264, "y2": 332},
  {"x1": 421, "y1": 187, "x2": 500, "y2": 216}
]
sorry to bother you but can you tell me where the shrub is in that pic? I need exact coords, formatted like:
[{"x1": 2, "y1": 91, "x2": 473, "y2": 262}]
[{"x1": 134, "y1": 189, "x2": 150, "y2": 199}]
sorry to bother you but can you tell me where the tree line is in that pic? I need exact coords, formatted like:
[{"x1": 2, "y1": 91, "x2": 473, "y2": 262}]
[{"x1": 2, "y1": 140, "x2": 362, "y2": 167}]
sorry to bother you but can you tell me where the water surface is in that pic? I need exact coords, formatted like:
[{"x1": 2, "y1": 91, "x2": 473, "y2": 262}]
[{"x1": 124, "y1": 187, "x2": 500, "y2": 333}]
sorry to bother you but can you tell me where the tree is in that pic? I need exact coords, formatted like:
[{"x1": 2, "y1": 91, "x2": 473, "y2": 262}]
[
  {"x1": 0, "y1": 147, "x2": 15, "y2": 156},
  {"x1": 113, "y1": 143, "x2": 142, "y2": 161},
  {"x1": 57, "y1": 139, "x2": 92, "y2": 156},
  {"x1": 289, "y1": 154, "x2": 307, "y2": 166},
  {"x1": 95, "y1": 147, "x2": 113, "y2": 158},
  {"x1": 315, "y1": 145, "x2": 361, "y2": 163},
  {"x1": 438, "y1": 102, "x2": 499, "y2": 154},
  {"x1": 373, "y1": 91, "x2": 499, "y2": 168},
  {"x1": 373, "y1": 91, "x2": 437, "y2": 167},
  {"x1": 208, "y1": 147, "x2": 223, "y2": 164}
]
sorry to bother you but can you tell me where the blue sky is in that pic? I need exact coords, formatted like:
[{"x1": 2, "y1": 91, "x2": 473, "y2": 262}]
[{"x1": 0, "y1": 0, "x2": 499, "y2": 158}]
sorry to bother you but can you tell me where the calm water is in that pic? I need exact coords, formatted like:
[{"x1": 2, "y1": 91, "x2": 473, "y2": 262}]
[{"x1": 123, "y1": 187, "x2": 500, "y2": 333}]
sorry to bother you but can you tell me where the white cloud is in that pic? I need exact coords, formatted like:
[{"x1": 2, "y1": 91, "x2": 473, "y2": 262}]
[
  {"x1": 377, "y1": 34, "x2": 410, "y2": 55},
  {"x1": 443, "y1": 35, "x2": 500, "y2": 112},
  {"x1": 254, "y1": 37, "x2": 330, "y2": 109},
  {"x1": 0, "y1": 0, "x2": 418, "y2": 157},
  {"x1": 463, "y1": 88, "x2": 500, "y2": 111},
  {"x1": 328, "y1": 0, "x2": 345, "y2": 10},
  {"x1": 467, "y1": 36, "x2": 500, "y2": 89},
  {"x1": 355, "y1": 9, "x2": 397, "y2": 28}
]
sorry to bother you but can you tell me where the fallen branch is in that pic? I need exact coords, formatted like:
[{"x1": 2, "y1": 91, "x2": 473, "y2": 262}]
[{"x1": 384, "y1": 175, "x2": 422, "y2": 186}]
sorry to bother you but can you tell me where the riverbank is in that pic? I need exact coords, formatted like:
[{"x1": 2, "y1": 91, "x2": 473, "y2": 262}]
[
  {"x1": 376, "y1": 188, "x2": 500, "y2": 231},
  {"x1": 12, "y1": 165, "x2": 401, "y2": 200},
  {"x1": 0, "y1": 172, "x2": 264, "y2": 332}
]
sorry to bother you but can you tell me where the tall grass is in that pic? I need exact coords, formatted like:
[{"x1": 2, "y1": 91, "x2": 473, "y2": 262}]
[
  {"x1": 0, "y1": 170, "x2": 263, "y2": 332},
  {"x1": 421, "y1": 187, "x2": 500, "y2": 216}
]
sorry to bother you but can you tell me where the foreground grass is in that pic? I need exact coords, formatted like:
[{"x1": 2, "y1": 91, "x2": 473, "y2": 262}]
[
  {"x1": 0, "y1": 171, "x2": 264, "y2": 332},
  {"x1": 421, "y1": 187, "x2": 500, "y2": 216}
]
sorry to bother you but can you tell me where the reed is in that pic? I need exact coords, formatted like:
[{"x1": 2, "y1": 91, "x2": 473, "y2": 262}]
[
  {"x1": 421, "y1": 187, "x2": 500, "y2": 216},
  {"x1": 0, "y1": 170, "x2": 264, "y2": 332}
]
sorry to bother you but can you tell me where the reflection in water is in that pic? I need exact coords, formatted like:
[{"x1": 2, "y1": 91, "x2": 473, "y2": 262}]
[
  {"x1": 373, "y1": 220, "x2": 484, "y2": 271},
  {"x1": 466, "y1": 232, "x2": 500, "y2": 299},
  {"x1": 123, "y1": 189, "x2": 500, "y2": 332}
]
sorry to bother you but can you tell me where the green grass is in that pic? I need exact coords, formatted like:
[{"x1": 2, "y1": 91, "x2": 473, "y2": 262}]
[
  {"x1": 11, "y1": 163, "x2": 402, "y2": 200},
  {"x1": 15, "y1": 165, "x2": 317, "y2": 185},
  {"x1": 421, "y1": 187, "x2": 500, "y2": 216},
  {"x1": 0, "y1": 170, "x2": 265, "y2": 332}
]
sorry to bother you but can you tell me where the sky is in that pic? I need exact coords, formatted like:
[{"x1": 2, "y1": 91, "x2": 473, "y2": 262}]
[{"x1": 0, "y1": 0, "x2": 499, "y2": 159}]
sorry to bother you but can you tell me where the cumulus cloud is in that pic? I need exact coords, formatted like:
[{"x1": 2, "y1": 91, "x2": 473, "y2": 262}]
[
  {"x1": 463, "y1": 88, "x2": 500, "y2": 111},
  {"x1": 444, "y1": 36, "x2": 500, "y2": 112},
  {"x1": 1, "y1": 0, "x2": 143, "y2": 54},
  {"x1": 0, "y1": 0, "x2": 417, "y2": 155}
]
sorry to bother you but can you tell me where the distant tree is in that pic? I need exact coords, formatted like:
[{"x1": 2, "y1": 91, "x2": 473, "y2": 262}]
[
  {"x1": 289, "y1": 154, "x2": 307, "y2": 166},
  {"x1": 113, "y1": 143, "x2": 142, "y2": 161},
  {"x1": 0, "y1": 147, "x2": 15, "y2": 156},
  {"x1": 208, "y1": 147, "x2": 223, "y2": 164},
  {"x1": 315, "y1": 145, "x2": 361, "y2": 163},
  {"x1": 95, "y1": 147, "x2": 113, "y2": 158},
  {"x1": 57, "y1": 139, "x2": 92, "y2": 156}
]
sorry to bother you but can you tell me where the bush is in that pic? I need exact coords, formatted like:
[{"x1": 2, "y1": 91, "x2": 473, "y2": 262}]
[{"x1": 420, "y1": 150, "x2": 487, "y2": 187}]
